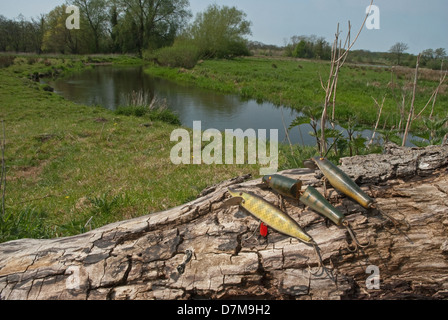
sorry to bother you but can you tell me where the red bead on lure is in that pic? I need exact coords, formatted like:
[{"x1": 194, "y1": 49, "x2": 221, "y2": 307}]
[{"x1": 260, "y1": 222, "x2": 268, "y2": 237}]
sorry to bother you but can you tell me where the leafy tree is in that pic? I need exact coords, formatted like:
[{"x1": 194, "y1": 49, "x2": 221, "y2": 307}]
[
  {"x1": 29, "y1": 15, "x2": 46, "y2": 54},
  {"x1": 67, "y1": 0, "x2": 109, "y2": 53},
  {"x1": 293, "y1": 40, "x2": 309, "y2": 59},
  {"x1": 0, "y1": 16, "x2": 7, "y2": 51},
  {"x1": 434, "y1": 48, "x2": 447, "y2": 60},
  {"x1": 0, "y1": 14, "x2": 48, "y2": 54},
  {"x1": 109, "y1": 4, "x2": 121, "y2": 53},
  {"x1": 420, "y1": 48, "x2": 447, "y2": 70},
  {"x1": 42, "y1": 5, "x2": 89, "y2": 54},
  {"x1": 115, "y1": 0, "x2": 191, "y2": 56},
  {"x1": 189, "y1": 4, "x2": 252, "y2": 59},
  {"x1": 314, "y1": 37, "x2": 331, "y2": 60},
  {"x1": 287, "y1": 35, "x2": 331, "y2": 60}
]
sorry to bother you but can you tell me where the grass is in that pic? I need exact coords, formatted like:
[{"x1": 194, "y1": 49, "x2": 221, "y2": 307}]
[
  {"x1": 0, "y1": 55, "x2": 268, "y2": 243},
  {"x1": 145, "y1": 56, "x2": 448, "y2": 130}
]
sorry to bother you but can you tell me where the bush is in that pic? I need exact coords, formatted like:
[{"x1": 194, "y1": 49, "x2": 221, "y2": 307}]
[
  {"x1": 115, "y1": 92, "x2": 181, "y2": 125},
  {"x1": 151, "y1": 42, "x2": 200, "y2": 69},
  {"x1": 0, "y1": 55, "x2": 15, "y2": 68},
  {"x1": 115, "y1": 105, "x2": 148, "y2": 117},
  {"x1": 116, "y1": 105, "x2": 181, "y2": 125},
  {"x1": 148, "y1": 108, "x2": 181, "y2": 125},
  {"x1": 218, "y1": 39, "x2": 251, "y2": 58}
]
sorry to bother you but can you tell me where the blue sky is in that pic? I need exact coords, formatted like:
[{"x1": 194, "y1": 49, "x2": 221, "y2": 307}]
[{"x1": 0, "y1": 0, "x2": 446, "y2": 54}]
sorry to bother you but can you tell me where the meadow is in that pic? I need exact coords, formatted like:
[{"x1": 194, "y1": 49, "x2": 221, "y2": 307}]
[
  {"x1": 0, "y1": 55, "x2": 265, "y2": 242},
  {"x1": 0, "y1": 54, "x2": 446, "y2": 242}
]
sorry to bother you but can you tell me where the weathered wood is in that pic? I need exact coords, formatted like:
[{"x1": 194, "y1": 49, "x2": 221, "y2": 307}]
[{"x1": 1, "y1": 144, "x2": 447, "y2": 300}]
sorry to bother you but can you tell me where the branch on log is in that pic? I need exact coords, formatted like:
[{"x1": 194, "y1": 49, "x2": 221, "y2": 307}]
[{"x1": 1, "y1": 144, "x2": 448, "y2": 300}]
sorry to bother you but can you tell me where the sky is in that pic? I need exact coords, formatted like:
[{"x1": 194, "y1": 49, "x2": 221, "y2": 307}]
[{"x1": 0, "y1": 0, "x2": 447, "y2": 54}]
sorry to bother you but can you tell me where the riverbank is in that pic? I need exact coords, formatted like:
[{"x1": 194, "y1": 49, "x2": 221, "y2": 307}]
[
  {"x1": 0, "y1": 55, "x2": 267, "y2": 242},
  {"x1": 145, "y1": 56, "x2": 448, "y2": 131}
]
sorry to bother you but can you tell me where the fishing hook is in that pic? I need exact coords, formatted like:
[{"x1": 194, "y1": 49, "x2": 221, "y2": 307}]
[
  {"x1": 177, "y1": 249, "x2": 193, "y2": 275},
  {"x1": 343, "y1": 220, "x2": 371, "y2": 253}
]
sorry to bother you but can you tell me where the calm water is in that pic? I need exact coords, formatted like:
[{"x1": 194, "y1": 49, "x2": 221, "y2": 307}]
[{"x1": 47, "y1": 65, "x2": 417, "y2": 146}]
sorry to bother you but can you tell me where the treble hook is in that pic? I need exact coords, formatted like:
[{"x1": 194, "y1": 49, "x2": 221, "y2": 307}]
[
  {"x1": 307, "y1": 241, "x2": 325, "y2": 276},
  {"x1": 177, "y1": 249, "x2": 194, "y2": 274},
  {"x1": 343, "y1": 220, "x2": 371, "y2": 253},
  {"x1": 371, "y1": 204, "x2": 411, "y2": 235},
  {"x1": 242, "y1": 221, "x2": 262, "y2": 242}
]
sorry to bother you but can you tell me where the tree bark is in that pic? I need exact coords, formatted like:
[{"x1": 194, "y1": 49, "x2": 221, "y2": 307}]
[{"x1": 1, "y1": 144, "x2": 448, "y2": 300}]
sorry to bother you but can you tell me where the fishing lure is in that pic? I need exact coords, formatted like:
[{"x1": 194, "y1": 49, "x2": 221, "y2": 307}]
[
  {"x1": 305, "y1": 157, "x2": 373, "y2": 208},
  {"x1": 263, "y1": 174, "x2": 369, "y2": 251},
  {"x1": 225, "y1": 187, "x2": 323, "y2": 273},
  {"x1": 299, "y1": 185, "x2": 369, "y2": 251},
  {"x1": 227, "y1": 188, "x2": 313, "y2": 244},
  {"x1": 305, "y1": 156, "x2": 409, "y2": 230},
  {"x1": 261, "y1": 174, "x2": 302, "y2": 200}
]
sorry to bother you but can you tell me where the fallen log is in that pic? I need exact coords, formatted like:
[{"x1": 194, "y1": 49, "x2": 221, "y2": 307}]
[{"x1": 1, "y1": 144, "x2": 447, "y2": 300}]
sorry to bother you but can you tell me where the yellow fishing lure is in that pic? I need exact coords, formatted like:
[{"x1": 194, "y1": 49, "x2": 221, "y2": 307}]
[{"x1": 227, "y1": 188, "x2": 312, "y2": 244}]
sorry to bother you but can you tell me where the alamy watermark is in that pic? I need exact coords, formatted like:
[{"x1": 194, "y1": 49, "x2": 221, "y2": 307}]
[
  {"x1": 365, "y1": 5, "x2": 380, "y2": 30},
  {"x1": 170, "y1": 121, "x2": 278, "y2": 175},
  {"x1": 66, "y1": 5, "x2": 80, "y2": 30},
  {"x1": 366, "y1": 265, "x2": 380, "y2": 289}
]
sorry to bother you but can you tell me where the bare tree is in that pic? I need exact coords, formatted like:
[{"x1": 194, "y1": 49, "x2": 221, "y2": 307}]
[
  {"x1": 402, "y1": 54, "x2": 420, "y2": 147},
  {"x1": 389, "y1": 42, "x2": 409, "y2": 65},
  {"x1": 319, "y1": 0, "x2": 374, "y2": 156}
]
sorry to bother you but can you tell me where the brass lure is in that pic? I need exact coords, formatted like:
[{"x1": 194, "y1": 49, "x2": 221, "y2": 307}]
[
  {"x1": 311, "y1": 157, "x2": 373, "y2": 209},
  {"x1": 227, "y1": 188, "x2": 312, "y2": 244},
  {"x1": 309, "y1": 157, "x2": 409, "y2": 231},
  {"x1": 300, "y1": 186, "x2": 369, "y2": 251},
  {"x1": 262, "y1": 174, "x2": 302, "y2": 200},
  {"x1": 299, "y1": 186, "x2": 345, "y2": 226}
]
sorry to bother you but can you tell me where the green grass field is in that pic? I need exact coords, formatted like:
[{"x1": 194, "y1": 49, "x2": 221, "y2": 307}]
[
  {"x1": 145, "y1": 56, "x2": 448, "y2": 130},
  {"x1": 0, "y1": 55, "x2": 269, "y2": 242}
]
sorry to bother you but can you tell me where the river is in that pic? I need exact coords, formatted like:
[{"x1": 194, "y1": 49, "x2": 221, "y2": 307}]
[{"x1": 46, "y1": 65, "x2": 418, "y2": 147}]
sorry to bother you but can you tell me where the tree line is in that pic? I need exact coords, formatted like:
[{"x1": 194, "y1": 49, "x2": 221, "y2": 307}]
[
  {"x1": 284, "y1": 35, "x2": 332, "y2": 60},
  {"x1": 0, "y1": 0, "x2": 445, "y2": 71},
  {"x1": 0, "y1": 0, "x2": 253, "y2": 61},
  {"x1": 282, "y1": 36, "x2": 446, "y2": 70},
  {"x1": 0, "y1": 0, "x2": 192, "y2": 56}
]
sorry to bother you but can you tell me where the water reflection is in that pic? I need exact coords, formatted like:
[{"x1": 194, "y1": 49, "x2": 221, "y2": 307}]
[{"x1": 49, "y1": 65, "x2": 307, "y2": 144}]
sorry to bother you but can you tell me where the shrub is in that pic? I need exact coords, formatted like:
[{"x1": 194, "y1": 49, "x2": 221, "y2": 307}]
[
  {"x1": 0, "y1": 55, "x2": 15, "y2": 68},
  {"x1": 115, "y1": 91, "x2": 181, "y2": 125},
  {"x1": 148, "y1": 108, "x2": 181, "y2": 125},
  {"x1": 189, "y1": 4, "x2": 252, "y2": 59},
  {"x1": 152, "y1": 42, "x2": 200, "y2": 69},
  {"x1": 115, "y1": 105, "x2": 148, "y2": 117}
]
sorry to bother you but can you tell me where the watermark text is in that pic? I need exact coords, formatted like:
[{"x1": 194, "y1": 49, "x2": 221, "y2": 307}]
[
  {"x1": 366, "y1": 265, "x2": 380, "y2": 289},
  {"x1": 170, "y1": 121, "x2": 278, "y2": 175},
  {"x1": 66, "y1": 5, "x2": 80, "y2": 30},
  {"x1": 366, "y1": 5, "x2": 380, "y2": 30}
]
